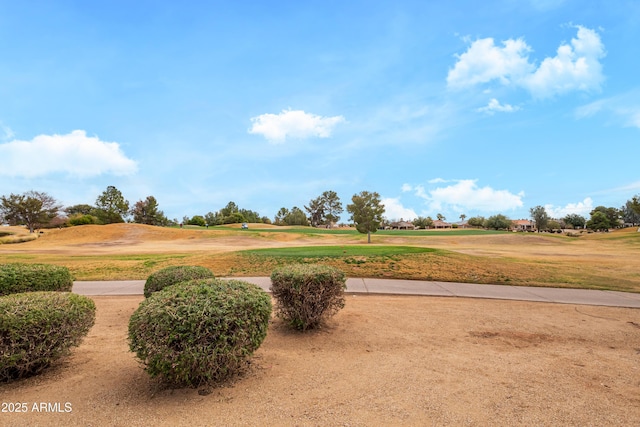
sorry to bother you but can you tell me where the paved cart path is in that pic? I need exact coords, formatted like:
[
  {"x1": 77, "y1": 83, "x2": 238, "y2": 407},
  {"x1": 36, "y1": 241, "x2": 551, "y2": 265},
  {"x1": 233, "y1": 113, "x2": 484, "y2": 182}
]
[{"x1": 73, "y1": 277, "x2": 640, "y2": 308}]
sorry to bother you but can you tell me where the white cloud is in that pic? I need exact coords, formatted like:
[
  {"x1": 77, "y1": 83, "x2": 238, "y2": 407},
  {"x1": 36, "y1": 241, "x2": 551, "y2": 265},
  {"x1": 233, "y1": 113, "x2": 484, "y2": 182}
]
[
  {"x1": 428, "y1": 177, "x2": 447, "y2": 184},
  {"x1": 401, "y1": 183, "x2": 413, "y2": 192},
  {"x1": 1, "y1": 123, "x2": 14, "y2": 140},
  {"x1": 448, "y1": 26, "x2": 605, "y2": 99},
  {"x1": 524, "y1": 26, "x2": 606, "y2": 98},
  {"x1": 596, "y1": 181, "x2": 640, "y2": 196},
  {"x1": 416, "y1": 179, "x2": 524, "y2": 212},
  {"x1": 545, "y1": 197, "x2": 594, "y2": 218},
  {"x1": 609, "y1": 105, "x2": 640, "y2": 129},
  {"x1": 0, "y1": 130, "x2": 138, "y2": 178},
  {"x1": 381, "y1": 197, "x2": 418, "y2": 221},
  {"x1": 576, "y1": 91, "x2": 640, "y2": 129},
  {"x1": 477, "y1": 98, "x2": 521, "y2": 114},
  {"x1": 574, "y1": 99, "x2": 606, "y2": 118},
  {"x1": 447, "y1": 38, "x2": 533, "y2": 89},
  {"x1": 248, "y1": 109, "x2": 345, "y2": 143}
]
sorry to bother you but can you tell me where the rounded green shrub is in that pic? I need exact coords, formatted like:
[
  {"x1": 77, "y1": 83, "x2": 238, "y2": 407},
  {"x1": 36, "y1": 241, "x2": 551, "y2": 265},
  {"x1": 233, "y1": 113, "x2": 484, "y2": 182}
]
[
  {"x1": 270, "y1": 264, "x2": 347, "y2": 331},
  {"x1": 68, "y1": 214, "x2": 100, "y2": 226},
  {"x1": 143, "y1": 265, "x2": 214, "y2": 297},
  {"x1": 1, "y1": 292, "x2": 96, "y2": 382},
  {"x1": 0, "y1": 263, "x2": 73, "y2": 296},
  {"x1": 129, "y1": 278, "x2": 272, "y2": 386}
]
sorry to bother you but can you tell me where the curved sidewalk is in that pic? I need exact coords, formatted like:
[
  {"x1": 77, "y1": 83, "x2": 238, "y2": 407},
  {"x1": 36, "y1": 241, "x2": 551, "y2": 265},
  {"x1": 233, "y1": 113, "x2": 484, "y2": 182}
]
[{"x1": 73, "y1": 277, "x2": 640, "y2": 308}]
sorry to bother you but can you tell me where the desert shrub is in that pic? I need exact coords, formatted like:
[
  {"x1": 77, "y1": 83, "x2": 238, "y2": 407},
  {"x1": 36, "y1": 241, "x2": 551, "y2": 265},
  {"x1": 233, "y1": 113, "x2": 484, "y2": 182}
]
[
  {"x1": 143, "y1": 265, "x2": 214, "y2": 297},
  {"x1": 270, "y1": 264, "x2": 346, "y2": 331},
  {"x1": 0, "y1": 263, "x2": 73, "y2": 296},
  {"x1": 1, "y1": 292, "x2": 96, "y2": 382},
  {"x1": 129, "y1": 279, "x2": 272, "y2": 386}
]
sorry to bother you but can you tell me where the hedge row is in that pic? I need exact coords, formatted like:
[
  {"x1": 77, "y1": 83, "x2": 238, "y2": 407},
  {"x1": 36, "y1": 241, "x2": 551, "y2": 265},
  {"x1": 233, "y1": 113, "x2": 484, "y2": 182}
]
[{"x1": 0, "y1": 263, "x2": 73, "y2": 296}]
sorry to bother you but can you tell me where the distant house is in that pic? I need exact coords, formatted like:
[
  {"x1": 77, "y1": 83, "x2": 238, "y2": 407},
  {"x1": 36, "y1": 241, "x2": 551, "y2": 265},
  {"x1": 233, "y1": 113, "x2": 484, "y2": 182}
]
[
  {"x1": 432, "y1": 220, "x2": 452, "y2": 229},
  {"x1": 511, "y1": 219, "x2": 534, "y2": 232},
  {"x1": 388, "y1": 220, "x2": 416, "y2": 230}
]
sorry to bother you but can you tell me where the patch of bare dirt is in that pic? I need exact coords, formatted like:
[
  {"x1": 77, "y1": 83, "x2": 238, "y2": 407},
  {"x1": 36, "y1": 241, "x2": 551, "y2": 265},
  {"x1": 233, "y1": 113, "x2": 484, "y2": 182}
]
[{"x1": 1, "y1": 295, "x2": 639, "y2": 426}]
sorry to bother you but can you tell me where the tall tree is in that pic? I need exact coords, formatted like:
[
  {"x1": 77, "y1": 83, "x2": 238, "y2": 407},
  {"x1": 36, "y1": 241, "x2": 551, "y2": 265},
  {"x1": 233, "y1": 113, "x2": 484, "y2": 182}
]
[
  {"x1": 0, "y1": 191, "x2": 61, "y2": 233},
  {"x1": 223, "y1": 212, "x2": 246, "y2": 224},
  {"x1": 436, "y1": 213, "x2": 446, "y2": 221},
  {"x1": 64, "y1": 204, "x2": 95, "y2": 216},
  {"x1": 239, "y1": 208, "x2": 262, "y2": 223},
  {"x1": 95, "y1": 186, "x2": 129, "y2": 224},
  {"x1": 413, "y1": 216, "x2": 434, "y2": 229},
  {"x1": 586, "y1": 211, "x2": 611, "y2": 231},
  {"x1": 484, "y1": 214, "x2": 512, "y2": 230},
  {"x1": 205, "y1": 211, "x2": 223, "y2": 226},
  {"x1": 305, "y1": 190, "x2": 343, "y2": 228},
  {"x1": 459, "y1": 214, "x2": 467, "y2": 223},
  {"x1": 467, "y1": 216, "x2": 485, "y2": 227},
  {"x1": 589, "y1": 206, "x2": 620, "y2": 229},
  {"x1": 563, "y1": 213, "x2": 586, "y2": 229},
  {"x1": 621, "y1": 199, "x2": 640, "y2": 226},
  {"x1": 220, "y1": 201, "x2": 239, "y2": 217},
  {"x1": 188, "y1": 215, "x2": 207, "y2": 227},
  {"x1": 283, "y1": 207, "x2": 309, "y2": 226},
  {"x1": 529, "y1": 205, "x2": 549, "y2": 232},
  {"x1": 347, "y1": 191, "x2": 385, "y2": 243},
  {"x1": 304, "y1": 196, "x2": 324, "y2": 227},
  {"x1": 321, "y1": 190, "x2": 343, "y2": 227},
  {"x1": 274, "y1": 207, "x2": 289, "y2": 225},
  {"x1": 131, "y1": 196, "x2": 168, "y2": 226},
  {"x1": 631, "y1": 195, "x2": 640, "y2": 216}
]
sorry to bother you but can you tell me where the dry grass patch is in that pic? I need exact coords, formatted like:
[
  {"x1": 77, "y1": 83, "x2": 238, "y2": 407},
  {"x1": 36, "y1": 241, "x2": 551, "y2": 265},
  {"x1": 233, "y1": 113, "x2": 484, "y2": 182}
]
[{"x1": 0, "y1": 224, "x2": 639, "y2": 292}]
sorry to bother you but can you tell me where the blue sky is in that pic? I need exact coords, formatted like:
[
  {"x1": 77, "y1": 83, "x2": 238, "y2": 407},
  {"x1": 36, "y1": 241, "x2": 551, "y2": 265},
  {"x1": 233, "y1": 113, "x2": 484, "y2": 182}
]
[{"x1": 1, "y1": 0, "x2": 639, "y2": 223}]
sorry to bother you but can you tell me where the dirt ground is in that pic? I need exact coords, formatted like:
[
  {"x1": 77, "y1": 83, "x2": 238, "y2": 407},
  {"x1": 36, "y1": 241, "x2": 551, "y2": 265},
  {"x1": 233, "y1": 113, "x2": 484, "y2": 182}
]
[{"x1": 1, "y1": 294, "x2": 639, "y2": 426}]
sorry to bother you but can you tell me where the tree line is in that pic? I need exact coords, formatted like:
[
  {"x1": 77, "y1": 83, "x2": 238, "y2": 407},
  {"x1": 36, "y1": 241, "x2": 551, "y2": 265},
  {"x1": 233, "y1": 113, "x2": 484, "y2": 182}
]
[
  {"x1": 0, "y1": 187, "x2": 387, "y2": 242},
  {"x1": 1, "y1": 186, "x2": 638, "y2": 238}
]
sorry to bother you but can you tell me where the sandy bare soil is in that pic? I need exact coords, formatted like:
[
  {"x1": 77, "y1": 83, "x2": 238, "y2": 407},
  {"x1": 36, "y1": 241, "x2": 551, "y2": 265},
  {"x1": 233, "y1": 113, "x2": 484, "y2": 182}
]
[{"x1": 1, "y1": 294, "x2": 639, "y2": 426}]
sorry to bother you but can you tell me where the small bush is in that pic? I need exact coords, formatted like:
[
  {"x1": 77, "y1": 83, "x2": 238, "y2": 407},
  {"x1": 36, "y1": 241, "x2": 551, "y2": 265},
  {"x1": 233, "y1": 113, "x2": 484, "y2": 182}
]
[
  {"x1": 68, "y1": 214, "x2": 100, "y2": 226},
  {"x1": 143, "y1": 265, "x2": 214, "y2": 297},
  {"x1": 0, "y1": 263, "x2": 73, "y2": 296},
  {"x1": 270, "y1": 264, "x2": 346, "y2": 331},
  {"x1": 1, "y1": 292, "x2": 96, "y2": 382},
  {"x1": 129, "y1": 279, "x2": 272, "y2": 386}
]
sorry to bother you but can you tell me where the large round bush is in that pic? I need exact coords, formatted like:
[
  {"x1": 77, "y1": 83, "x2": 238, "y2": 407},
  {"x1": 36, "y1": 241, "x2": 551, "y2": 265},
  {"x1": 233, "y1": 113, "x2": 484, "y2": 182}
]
[
  {"x1": 129, "y1": 279, "x2": 272, "y2": 386},
  {"x1": 143, "y1": 265, "x2": 214, "y2": 297},
  {"x1": 0, "y1": 263, "x2": 73, "y2": 296},
  {"x1": 270, "y1": 264, "x2": 347, "y2": 331},
  {"x1": 1, "y1": 292, "x2": 96, "y2": 382}
]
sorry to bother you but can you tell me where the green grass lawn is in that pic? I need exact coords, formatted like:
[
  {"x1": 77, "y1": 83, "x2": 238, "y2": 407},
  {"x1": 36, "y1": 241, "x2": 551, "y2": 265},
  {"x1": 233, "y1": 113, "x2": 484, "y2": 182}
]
[{"x1": 230, "y1": 226, "x2": 507, "y2": 236}]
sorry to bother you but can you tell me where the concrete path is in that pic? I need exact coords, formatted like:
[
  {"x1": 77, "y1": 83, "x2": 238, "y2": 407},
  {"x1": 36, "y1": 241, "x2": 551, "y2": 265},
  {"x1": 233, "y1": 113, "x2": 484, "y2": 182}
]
[{"x1": 73, "y1": 277, "x2": 640, "y2": 308}]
